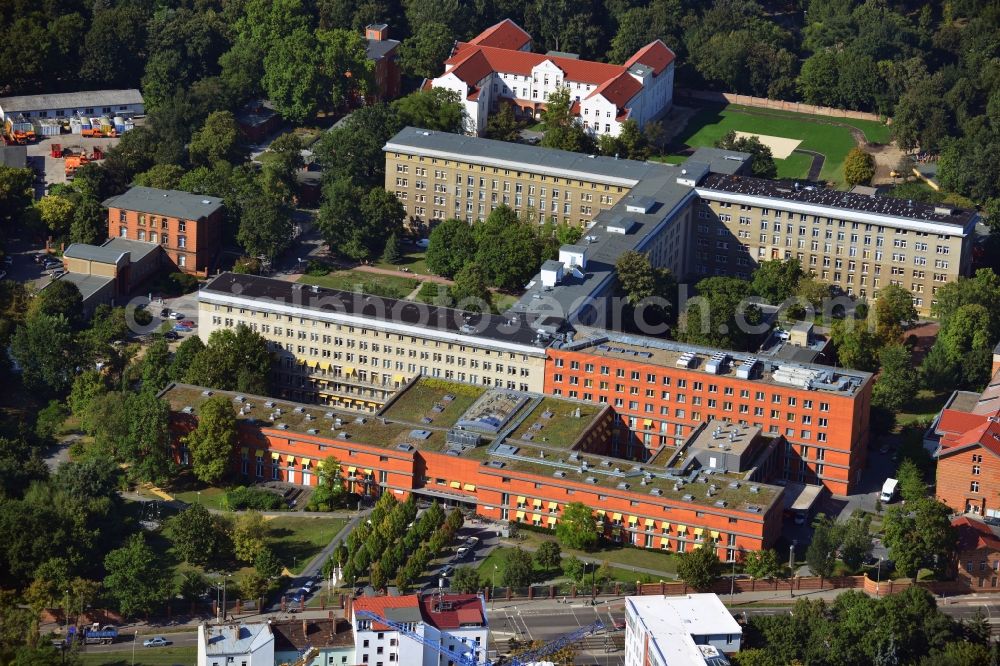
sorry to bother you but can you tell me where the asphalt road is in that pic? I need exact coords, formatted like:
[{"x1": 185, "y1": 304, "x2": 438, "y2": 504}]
[{"x1": 78, "y1": 628, "x2": 197, "y2": 653}]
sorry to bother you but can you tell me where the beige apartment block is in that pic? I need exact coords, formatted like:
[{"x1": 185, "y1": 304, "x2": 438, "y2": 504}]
[
  {"x1": 198, "y1": 274, "x2": 549, "y2": 411},
  {"x1": 693, "y1": 175, "x2": 977, "y2": 315},
  {"x1": 384, "y1": 127, "x2": 668, "y2": 231}
]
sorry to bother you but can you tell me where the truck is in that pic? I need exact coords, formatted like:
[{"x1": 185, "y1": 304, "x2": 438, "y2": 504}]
[
  {"x1": 69, "y1": 623, "x2": 119, "y2": 645},
  {"x1": 880, "y1": 478, "x2": 899, "y2": 503}
]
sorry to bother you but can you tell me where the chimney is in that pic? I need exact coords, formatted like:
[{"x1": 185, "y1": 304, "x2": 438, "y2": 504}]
[{"x1": 366, "y1": 24, "x2": 389, "y2": 41}]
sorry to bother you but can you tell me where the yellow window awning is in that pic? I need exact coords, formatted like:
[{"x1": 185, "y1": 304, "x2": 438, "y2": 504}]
[
  {"x1": 532, "y1": 499, "x2": 542, "y2": 507},
  {"x1": 694, "y1": 527, "x2": 704, "y2": 536},
  {"x1": 692, "y1": 543, "x2": 703, "y2": 550},
  {"x1": 341, "y1": 398, "x2": 353, "y2": 404},
  {"x1": 347, "y1": 466, "x2": 357, "y2": 473},
  {"x1": 677, "y1": 524, "x2": 687, "y2": 532},
  {"x1": 463, "y1": 484, "x2": 476, "y2": 491},
  {"x1": 517, "y1": 496, "x2": 526, "y2": 503},
  {"x1": 612, "y1": 512, "x2": 622, "y2": 521},
  {"x1": 344, "y1": 366, "x2": 355, "y2": 375},
  {"x1": 321, "y1": 362, "x2": 332, "y2": 371},
  {"x1": 661, "y1": 522, "x2": 670, "y2": 531},
  {"x1": 710, "y1": 530, "x2": 720, "y2": 539},
  {"x1": 364, "y1": 468, "x2": 373, "y2": 475},
  {"x1": 628, "y1": 515, "x2": 638, "y2": 524},
  {"x1": 515, "y1": 510, "x2": 525, "y2": 519},
  {"x1": 596, "y1": 509, "x2": 606, "y2": 517},
  {"x1": 548, "y1": 502, "x2": 558, "y2": 510},
  {"x1": 286, "y1": 456, "x2": 296, "y2": 464},
  {"x1": 255, "y1": 449, "x2": 264, "y2": 457},
  {"x1": 240, "y1": 447, "x2": 248, "y2": 455},
  {"x1": 643, "y1": 419, "x2": 653, "y2": 427},
  {"x1": 307, "y1": 360, "x2": 317, "y2": 368},
  {"x1": 660, "y1": 538, "x2": 671, "y2": 549},
  {"x1": 644, "y1": 518, "x2": 654, "y2": 527},
  {"x1": 450, "y1": 481, "x2": 461, "y2": 489},
  {"x1": 393, "y1": 374, "x2": 404, "y2": 384},
  {"x1": 271, "y1": 452, "x2": 280, "y2": 460},
  {"x1": 547, "y1": 516, "x2": 556, "y2": 525},
  {"x1": 368, "y1": 402, "x2": 379, "y2": 407},
  {"x1": 532, "y1": 514, "x2": 542, "y2": 523}
]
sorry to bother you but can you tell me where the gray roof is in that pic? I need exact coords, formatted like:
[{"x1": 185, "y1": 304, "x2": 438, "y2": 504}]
[
  {"x1": 51, "y1": 273, "x2": 113, "y2": 302},
  {"x1": 384, "y1": 606, "x2": 423, "y2": 623},
  {"x1": 63, "y1": 243, "x2": 128, "y2": 264},
  {"x1": 386, "y1": 127, "x2": 665, "y2": 186},
  {"x1": 687, "y1": 147, "x2": 751, "y2": 175},
  {"x1": 102, "y1": 186, "x2": 223, "y2": 220},
  {"x1": 0, "y1": 89, "x2": 143, "y2": 113},
  {"x1": 367, "y1": 38, "x2": 400, "y2": 61},
  {"x1": 204, "y1": 622, "x2": 272, "y2": 655},
  {"x1": 0, "y1": 144, "x2": 26, "y2": 168},
  {"x1": 510, "y1": 167, "x2": 696, "y2": 322},
  {"x1": 102, "y1": 237, "x2": 162, "y2": 262}
]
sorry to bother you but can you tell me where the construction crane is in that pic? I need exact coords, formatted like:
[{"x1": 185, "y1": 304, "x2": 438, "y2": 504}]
[{"x1": 354, "y1": 610, "x2": 604, "y2": 666}]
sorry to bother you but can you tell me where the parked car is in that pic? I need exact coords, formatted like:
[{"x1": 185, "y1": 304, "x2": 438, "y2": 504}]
[
  {"x1": 164, "y1": 331, "x2": 179, "y2": 340},
  {"x1": 50, "y1": 269, "x2": 65, "y2": 277},
  {"x1": 179, "y1": 320, "x2": 195, "y2": 328},
  {"x1": 465, "y1": 536, "x2": 480, "y2": 546},
  {"x1": 160, "y1": 308, "x2": 170, "y2": 318},
  {"x1": 171, "y1": 312, "x2": 185, "y2": 320},
  {"x1": 455, "y1": 546, "x2": 470, "y2": 559},
  {"x1": 43, "y1": 262, "x2": 62, "y2": 270},
  {"x1": 172, "y1": 325, "x2": 192, "y2": 332},
  {"x1": 440, "y1": 565, "x2": 454, "y2": 577},
  {"x1": 143, "y1": 637, "x2": 169, "y2": 647},
  {"x1": 415, "y1": 238, "x2": 430, "y2": 249}
]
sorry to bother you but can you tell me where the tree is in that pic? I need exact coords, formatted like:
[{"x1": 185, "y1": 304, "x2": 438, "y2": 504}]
[
  {"x1": 500, "y1": 548, "x2": 534, "y2": 588},
  {"x1": 141, "y1": 336, "x2": 171, "y2": 393},
  {"x1": 426, "y1": 219, "x2": 477, "y2": 278},
  {"x1": 0, "y1": 166, "x2": 35, "y2": 230},
  {"x1": 69, "y1": 198, "x2": 105, "y2": 246},
  {"x1": 188, "y1": 111, "x2": 244, "y2": 167},
  {"x1": 103, "y1": 534, "x2": 172, "y2": 618},
  {"x1": 10, "y1": 314, "x2": 80, "y2": 396},
  {"x1": 122, "y1": 391, "x2": 173, "y2": 484},
  {"x1": 36, "y1": 195, "x2": 75, "y2": 237},
  {"x1": 896, "y1": 459, "x2": 927, "y2": 504},
  {"x1": 184, "y1": 395, "x2": 238, "y2": 484},
  {"x1": 233, "y1": 511, "x2": 268, "y2": 565},
  {"x1": 170, "y1": 335, "x2": 205, "y2": 381},
  {"x1": 260, "y1": 134, "x2": 305, "y2": 204},
  {"x1": 185, "y1": 324, "x2": 272, "y2": 394},
  {"x1": 179, "y1": 570, "x2": 209, "y2": 603},
  {"x1": 534, "y1": 542, "x2": 562, "y2": 571},
  {"x1": 314, "y1": 104, "x2": 402, "y2": 190},
  {"x1": 240, "y1": 571, "x2": 270, "y2": 601},
  {"x1": 393, "y1": 88, "x2": 466, "y2": 134},
  {"x1": 134, "y1": 164, "x2": 186, "y2": 190},
  {"x1": 450, "y1": 263, "x2": 492, "y2": 313},
  {"x1": 677, "y1": 546, "x2": 721, "y2": 591},
  {"x1": 806, "y1": 515, "x2": 839, "y2": 578},
  {"x1": 831, "y1": 319, "x2": 882, "y2": 372},
  {"x1": 679, "y1": 277, "x2": 763, "y2": 351},
  {"x1": 370, "y1": 561, "x2": 387, "y2": 590},
  {"x1": 563, "y1": 556, "x2": 586, "y2": 584},
  {"x1": 872, "y1": 344, "x2": 918, "y2": 412},
  {"x1": 400, "y1": 22, "x2": 454, "y2": 80},
  {"x1": 474, "y1": 207, "x2": 541, "y2": 291},
  {"x1": 743, "y1": 549, "x2": 782, "y2": 580},
  {"x1": 451, "y1": 566, "x2": 482, "y2": 594},
  {"x1": 34, "y1": 400, "x2": 68, "y2": 441},
  {"x1": 485, "y1": 104, "x2": 525, "y2": 143},
  {"x1": 837, "y1": 512, "x2": 874, "y2": 571},
  {"x1": 540, "y1": 86, "x2": 593, "y2": 154},
  {"x1": 166, "y1": 504, "x2": 225, "y2": 566},
  {"x1": 715, "y1": 131, "x2": 777, "y2": 179},
  {"x1": 255, "y1": 547, "x2": 282, "y2": 581},
  {"x1": 238, "y1": 196, "x2": 293, "y2": 262},
  {"x1": 873, "y1": 284, "x2": 917, "y2": 342},
  {"x1": 318, "y1": 183, "x2": 405, "y2": 262},
  {"x1": 844, "y1": 148, "x2": 876, "y2": 186},
  {"x1": 884, "y1": 499, "x2": 956, "y2": 578},
  {"x1": 263, "y1": 27, "x2": 324, "y2": 123},
  {"x1": 381, "y1": 232, "x2": 402, "y2": 265},
  {"x1": 751, "y1": 259, "x2": 802, "y2": 305},
  {"x1": 318, "y1": 28, "x2": 374, "y2": 109},
  {"x1": 28, "y1": 279, "x2": 84, "y2": 329},
  {"x1": 555, "y1": 502, "x2": 600, "y2": 551}
]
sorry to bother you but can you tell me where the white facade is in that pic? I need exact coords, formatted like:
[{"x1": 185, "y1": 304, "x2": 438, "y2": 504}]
[
  {"x1": 198, "y1": 622, "x2": 275, "y2": 666},
  {"x1": 624, "y1": 595, "x2": 741, "y2": 666}
]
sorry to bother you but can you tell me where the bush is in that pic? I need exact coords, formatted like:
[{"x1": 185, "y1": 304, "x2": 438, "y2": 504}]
[
  {"x1": 223, "y1": 486, "x2": 285, "y2": 511},
  {"x1": 306, "y1": 260, "x2": 330, "y2": 277},
  {"x1": 233, "y1": 257, "x2": 262, "y2": 274},
  {"x1": 149, "y1": 271, "x2": 201, "y2": 297}
]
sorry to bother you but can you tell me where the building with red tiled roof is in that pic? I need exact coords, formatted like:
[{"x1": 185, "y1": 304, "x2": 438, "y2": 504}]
[
  {"x1": 352, "y1": 594, "x2": 488, "y2": 666},
  {"x1": 430, "y1": 20, "x2": 674, "y2": 137},
  {"x1": 931, "y1": 351, "x2": 1000, "y2": 517},
  {"x1": 952, "y1": 516, "x2": 1000, "y2": 590}
]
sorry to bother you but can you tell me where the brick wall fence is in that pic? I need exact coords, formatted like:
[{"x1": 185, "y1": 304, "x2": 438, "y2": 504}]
[{"x1": 675, "y1": 88, "x2": 886, "y2": 124}]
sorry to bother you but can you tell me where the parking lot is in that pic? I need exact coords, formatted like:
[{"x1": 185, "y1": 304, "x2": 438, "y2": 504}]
[{"x1": 25, "y1": 134, "x2": 122, "y2": 193}]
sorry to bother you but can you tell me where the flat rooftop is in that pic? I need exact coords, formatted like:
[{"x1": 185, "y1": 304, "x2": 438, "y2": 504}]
[
  {"x1": 102, "y1": 186, "x2": 223, "y2": 221},
  {"x1": 102, "y1": 237, "x2": 162, "y2": 262},
  {"x1": 699, "y1": 173, "x2": 977, "y2": 228},
  {"x1": 50, "y1": 273, "x2": 113, "y2": 301},
  {"x1": 554, "y1": 328, "x2": 870, "y2": 397},
  {"x1": 0, "y1": 88, "x2": 143, "y2": 113},
  {"x1": 200, "y1": 273, "x2": 553, "y2": 353},
  {"x1": 386, "y1": 127, "x2": 666, "y2": 186}
]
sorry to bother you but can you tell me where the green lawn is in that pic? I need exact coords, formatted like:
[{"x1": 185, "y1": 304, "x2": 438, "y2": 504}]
[
  {"x1": 668, "y1": 104, "x2": 891, "y2": 186},
  {"x1": 492, "y1": 293, "x2": 518, "y2": 313},
  {"x1": 897, "y1": 389, "x2": 948, "y2": 426},
  {"x1": 480, "y1": 543, "x2": 677, "y2": 587},
  {"x1": 171, "y1": 486, "x2": 227, "y2": 510},
  {"x1": 724, "y1": 104, "x2": 893, "y2": 144},
  {"x1": 373, "y1": 249, "x2": 429, "y2": 275},
  {"x1": 299, "y1": 270, "x2": 419, "y2": 300},
  {"x1": 512, "y1": 531, "x2": 679, "y2": 576},
  {"x1": 78, "y1": 646, "x2": 196, "y2": 666},
  {"x1": 267, "y1": 516, "x2": 348, "y2": 574}
]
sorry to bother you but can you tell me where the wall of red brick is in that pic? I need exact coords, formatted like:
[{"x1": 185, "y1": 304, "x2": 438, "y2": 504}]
[
  {"x1": 106, "y1": 206, "x2": 223, "y2": 276},
  {"x1": 936, "y1": 444, "x2": 1000, "y2": 515}
]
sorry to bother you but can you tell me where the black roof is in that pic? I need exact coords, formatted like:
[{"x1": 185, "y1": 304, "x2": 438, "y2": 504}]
[
  {"x1": 699, "y1": 173, "x2": 977, "y2": 227},
  {"x1": 202, "y1": 273, "x2": 553, "y2": 349}
]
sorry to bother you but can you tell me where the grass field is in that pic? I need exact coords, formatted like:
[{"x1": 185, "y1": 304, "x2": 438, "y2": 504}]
[
  {"x1": 78, "y1": 646, "x2": 196, "y2": 665},
  {"x1": 509, "y1": 531, "x2": 680, "y2": 576},
  {"x1": 171, "y1": 485, "x2": 227, "y2": 510},
  {"x1": 669, "y1": 104, "x2": 891, "y2": 186},
  {"x1": 479, "y1": 546, "x2": 673, "y2": 587},
  {"x1": 373, "y1": 249, "x2": 430, "y2": 275},
  {"x1": 267, "y1": 516, "x2": 348, "y2": 574},
  {"x1": 299, "y1": 270, "x2": 419, "y2": 299},
  {"x1": 897, "y1": 389, "x2": 948, "y2": 426}
]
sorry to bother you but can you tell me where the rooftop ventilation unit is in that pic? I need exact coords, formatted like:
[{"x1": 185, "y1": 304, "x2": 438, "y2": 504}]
[
  {"x1": 306, "y1": 428, "x2": 318, "y2": 435},
  {"x1": 553, "y1": 471, "x2": 566, "y2": 478},
  {"x1": 616, "y1": 482, "x2": 630, "y2": 490},
  {"x1": 265, "y1": 401, "x2": 276, "y2": 408},
  {"x1": 201, "y1": 390, "x2": 213, "y2": 397},
  {"x1": 705, "y1": 352, "x2": 730, "y2": 375},
  {"x1": 747, "y1": 505, "x2": 762, "y2": 513},
  {"x1": 181, "y1": 406, "x2": 194, "y2": 414},
  {"x1": 650, "y1": 488, "x2": 663, "y2": 496},
  {"x1": 585, "y1": 477, "x2": 599, "y2": 484},
  {"x1": 324, "y1": 412, "x2": 334, "y2": 419},
  {"x1": 337, "y1": 432, "x2": 350, "y2": 439},
  {"x1": 676, "y1": 352, "x2": 697, "y2": 368},
  {"x1": 682, "y1": 493, "x2": 695, "y2": 502},
  {"x1": 736, "y1": 357, "x2": 759, "y2": 380},
  {"x1": 234, "y1": 395, "x2": 246, "y2": 403},
  {"x1": 276, "y1": 423, "x2": 288, "y2": 430},
  {"x1": 714, "y1": 500, "x2": 728, "y2": 508},
  {"x1": 294, "y1": 406, "x2": 304, "y2": 414},
  {"x1": 749, "y1": 485, "x2": 760, "y2": 493}
]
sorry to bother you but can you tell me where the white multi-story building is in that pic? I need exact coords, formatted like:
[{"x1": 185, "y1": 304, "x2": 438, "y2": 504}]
[
  {"x1": 624, "y1": 594, "x2": 742, "y2": 666},
  {"x1": 352, "y1": 594, "x2": 488, "y2": 666},
  {"x1": 430, "y1": 19, "x2": 674, "y2": 137},
  {"x1": 197, "y1": 622, "x2": 275, "y2": 666}
]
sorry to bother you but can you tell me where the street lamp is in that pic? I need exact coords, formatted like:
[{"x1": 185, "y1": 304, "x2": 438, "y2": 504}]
[
  {"x1": 876, "y1": 557, "x2": 883, "y2": 598},
  {"x1": 491, "y1": 565, "x2": 498, "y2": 610},
  {"x1": 131, "y1": 630, "x2": 137, "y2": 666},
  {"x1": 789, "y1": 540, "x2": 797, "y2": 598},
  {"x1": 729, "y1": 555, "x2": 737, "y2": 600}
]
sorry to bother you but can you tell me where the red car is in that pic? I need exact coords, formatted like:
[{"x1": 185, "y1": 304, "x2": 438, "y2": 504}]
[{"x1": 179, "y1": 320, "x2": 195, "y2": 328}]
